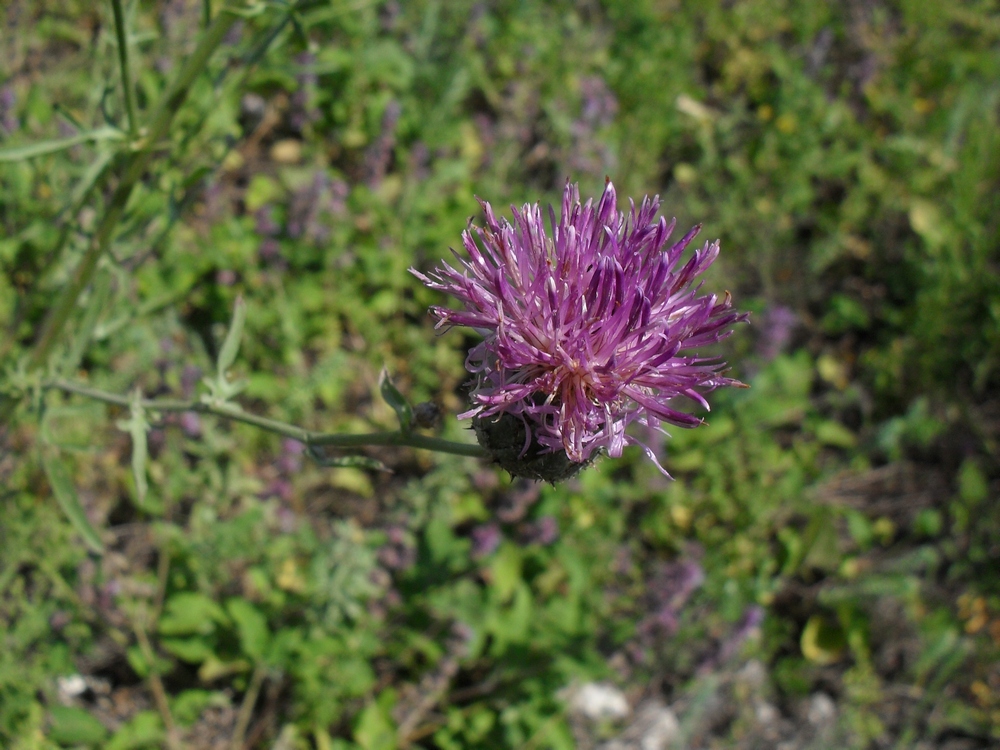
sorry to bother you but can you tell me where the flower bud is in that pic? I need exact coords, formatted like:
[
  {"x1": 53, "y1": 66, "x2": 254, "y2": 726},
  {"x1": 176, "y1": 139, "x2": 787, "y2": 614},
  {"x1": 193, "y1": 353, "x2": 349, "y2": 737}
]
[{"x1": 473, "y1": 412, "x2": 593, "y2": 482}]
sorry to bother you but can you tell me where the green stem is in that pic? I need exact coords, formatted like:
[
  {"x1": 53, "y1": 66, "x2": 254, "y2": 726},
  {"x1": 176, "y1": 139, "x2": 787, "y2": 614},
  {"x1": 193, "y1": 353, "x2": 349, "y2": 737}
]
[
  {"x1": 46, "y1": 379, "x2": 489, "y2": 459},
  {"x1": 110, "y1": 0, "x2": 138, "y2": 137},
  {"x1": 132, "y1": 611, "x2": 181, "y2": 750},
  {"x1": 230, "y1": 663, "x2": 266, "y2": 750}
]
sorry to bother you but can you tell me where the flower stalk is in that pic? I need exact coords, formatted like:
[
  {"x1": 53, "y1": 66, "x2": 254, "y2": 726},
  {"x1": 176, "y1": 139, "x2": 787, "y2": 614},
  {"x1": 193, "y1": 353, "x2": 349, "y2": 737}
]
[{"x1": 44, "y1": 378, "x2": 488, "y2": 459}]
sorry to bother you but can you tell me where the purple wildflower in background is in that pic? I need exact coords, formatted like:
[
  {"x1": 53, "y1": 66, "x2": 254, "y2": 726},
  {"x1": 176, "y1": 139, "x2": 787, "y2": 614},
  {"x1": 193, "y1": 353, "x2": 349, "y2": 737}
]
[
  {"x1": 471, "y1": 523, "x2": 502, "y2": 558},
  {"x1": 639, "y1": 558, "x2": 705, "y2": 637},
  {"x1": 290, "y1": 52, "x2": 320, "y2": 133},
  {"x1": 570, "y1": 76, "x2": 618, "y2": 177},
  {"x1": 757, "y1": 304, "x2": 797, "y2": 362},
  {"x1": 413, "y1": 181, "x2": 748, "y2": 479},
  {"x1": 180, "y1": 365, "x2": 202, "y2": 398},
  {"x1": 278, "y1": 438, "x2": 305, "y2": 475},
  {"x1": 521, "y1": 515, "x2": 559, "y2": 546},
  {"x1": 378, "y1": 526, "x2": 416, "y2": 571},
  {"x1": 0, "y1": 86, "x2": 19, "y2": 135},
  {"x1": 179, "y1": 411, "x2": 202, "y2": 438},
  {"x1": 287, "y1": 172, "x2": 348, "y2": 244},
  {"x1": 364, "y1": 100, "x2": 401, "y2": 189}
]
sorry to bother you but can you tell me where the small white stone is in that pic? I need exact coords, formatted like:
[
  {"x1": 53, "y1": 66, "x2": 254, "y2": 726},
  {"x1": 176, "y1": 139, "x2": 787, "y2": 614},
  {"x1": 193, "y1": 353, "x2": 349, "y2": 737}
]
[
  {"x1": 807, "y1": 692, "x2": 836, "y2": 726},
  {"x1": 57, "y1": 674, "x2": 87, "y2": 698},
  {"x1": 754, "y1": 700, "x2": 780, "y2": 726},
  {"x1": 637, "y1": 703, "x2": 680, "y2": 750},
  {"x1": 737, "y1": 659, "x2": 768, "y2": 689},
  {"x1": 570, "y1": 682, "x2": 631, "y2": 721}
]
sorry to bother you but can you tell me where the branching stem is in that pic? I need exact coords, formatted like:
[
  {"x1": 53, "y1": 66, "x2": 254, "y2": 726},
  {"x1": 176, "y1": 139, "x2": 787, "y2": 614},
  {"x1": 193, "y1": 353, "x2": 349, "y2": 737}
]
[
  {"x1": 45, "y1": 379, "x2": 489, "y2": 459},
  {"x1": 28, "y1": 7, "x2": 242, "y2": 375}
]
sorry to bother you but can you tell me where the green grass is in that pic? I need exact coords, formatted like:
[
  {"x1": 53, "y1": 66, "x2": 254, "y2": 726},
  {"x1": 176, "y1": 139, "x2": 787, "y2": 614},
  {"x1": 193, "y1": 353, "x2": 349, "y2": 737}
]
[{"x1": 1, "y1": 0, "x2": 998, "y2": 748}]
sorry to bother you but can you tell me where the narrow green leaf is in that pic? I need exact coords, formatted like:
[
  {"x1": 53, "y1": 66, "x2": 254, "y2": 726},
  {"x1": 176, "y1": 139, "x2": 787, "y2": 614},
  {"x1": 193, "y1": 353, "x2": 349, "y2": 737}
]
[
  {"x1": 217, "y1": 295, "x2": 247, "y2": 381},
  {"x1": 307, "y1": 445, "x2": 389, "y2": 472},
  {"x1": 40, "y1": 149, "x2": 117, "y2": 287},
  {"x1": 40, "y1": 450, "x2": 104, "y2": 554},
  {"x1": 0, "y1": 126, "x2": 125, "y2": 162},
  {"x1": 378, "y1": 367, "x2": 412, "y2": 433},
  {"x1": 227, "y1": 2, "x2": 268, "y2": 18},
  {"x1": 116, "y1": 390, "x2": 150, "y2": 507},
  {"x1": 60, "y1": 268, "x2": 112, "y2": 376},
  {"x1": 40, "y1": 403, "x2": 106, "y2": 452},
  {"x1": 130, "y1": 395, "x2": 149, "y2": 506},
  {"x1": 66, "y1": 148, "x2": 117, "y2": 212}
]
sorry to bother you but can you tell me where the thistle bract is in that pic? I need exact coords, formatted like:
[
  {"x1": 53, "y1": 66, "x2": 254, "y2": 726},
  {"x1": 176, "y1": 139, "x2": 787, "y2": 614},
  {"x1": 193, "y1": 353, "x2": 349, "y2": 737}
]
[{"x1": 412, "y1": 181, "x2": 748, "y2": 479}]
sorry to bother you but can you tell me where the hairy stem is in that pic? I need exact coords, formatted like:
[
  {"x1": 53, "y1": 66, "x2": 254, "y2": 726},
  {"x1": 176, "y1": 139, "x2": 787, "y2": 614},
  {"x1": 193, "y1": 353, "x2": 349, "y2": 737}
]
[{"x1": 46, "y1": 379, "x2": 489, "y2": 459}]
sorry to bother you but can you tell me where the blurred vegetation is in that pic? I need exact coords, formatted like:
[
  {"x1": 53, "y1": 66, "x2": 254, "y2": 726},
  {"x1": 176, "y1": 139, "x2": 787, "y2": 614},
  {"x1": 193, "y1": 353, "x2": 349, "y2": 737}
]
[{"x1": 1, "y1": 0, "x2": 998, "y2": 748}]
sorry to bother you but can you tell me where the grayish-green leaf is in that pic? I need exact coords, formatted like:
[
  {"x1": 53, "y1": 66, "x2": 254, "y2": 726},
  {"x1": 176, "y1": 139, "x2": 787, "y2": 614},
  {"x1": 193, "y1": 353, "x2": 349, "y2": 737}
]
[
  {"x1": 60, "y1": 268, "x2": 113, "y2": 376},
  {"x1": 0, "y1": 126, "x2": 125, "y2": 162},
  {"x1": 307, "y1": 445, "x2": 389, "y2": 472},
  {"x1": 115, "y1": 390, "x2": 150, "y2": 507},
  {"x1": 40, "y1": 450, "x2": 105, "y2": 554},
  {"x1": 40, "y1": 403, "x2": 106, "y2": 452},
  {"x1": 378, "y1": 367, "x2": 412, "y2": 434},
  {"x1": 217, "y1": 295, "x2": 247, "y2": 381}
]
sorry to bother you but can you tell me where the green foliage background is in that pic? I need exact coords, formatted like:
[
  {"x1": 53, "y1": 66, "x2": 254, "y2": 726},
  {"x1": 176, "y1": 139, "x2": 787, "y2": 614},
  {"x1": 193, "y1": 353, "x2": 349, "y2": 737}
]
[{"x1": 1, "y1": 0, "x2": 998, "y2": 748}]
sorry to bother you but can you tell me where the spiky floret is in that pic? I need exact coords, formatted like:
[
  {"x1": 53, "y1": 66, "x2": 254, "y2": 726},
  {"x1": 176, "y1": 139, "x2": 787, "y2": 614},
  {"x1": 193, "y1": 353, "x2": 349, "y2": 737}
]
[{"x1": 412, "y1": 181, "x2": 748, "y2": 477}]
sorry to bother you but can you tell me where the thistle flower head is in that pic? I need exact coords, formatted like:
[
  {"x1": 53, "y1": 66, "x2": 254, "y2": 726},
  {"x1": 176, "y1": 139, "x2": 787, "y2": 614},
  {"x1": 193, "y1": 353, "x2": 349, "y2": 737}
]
[{"x1": 412, "y1": 181, "x2": 748, "y2": 480}]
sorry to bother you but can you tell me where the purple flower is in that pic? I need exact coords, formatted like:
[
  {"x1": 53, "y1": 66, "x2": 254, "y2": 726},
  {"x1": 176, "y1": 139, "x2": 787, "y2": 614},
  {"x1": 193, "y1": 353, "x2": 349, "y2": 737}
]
[
  {"x1": 522, "y1": 515, "x2": 559, "y2": 546},
  {"x1": 290, "y1": 52, "x2": 320, "y2": 132},
  {"x1": 287, "y1": 172, "x2": 347, "y2": 244},
  {"x1": 254, "y1": 206, "x2": 281, "y2": 237},
  {"x1": 215, "y1": 269, "x2": 237, "y2": 287},
  {"x1": 757, "y1": 305, "x2": 797, "y2": 362},
  {"x1": 278, "y1": 438, "x2": 305, "y2": 474},
  {"x1": 470, "y1": 523, "x2": 502, "y2": 558},
  {"x1": 364, "y1": 99, "x2": 401, "y2": 188},
  {"x1": 412, "y1": 181, "x2": 748, "y2": 478},
  {"x1": 378, "y1": 525, "x2": 416, "y2": 571},
  {"x1": 179, "y1": 411, "x2": 202, "y2": 438},
  {"x1": 698, "y1": 605, "x2": 765, "y2": 673},
  {"x1": 0, "y1": 85, "x2": 19, "y2": 134},
  {"x1": 180, "y1": 365, "x2": 202, "y2": 398},
  {"x1": 634, "y1": 557, "x2": 705, "y2": 646},
  {"x1": 258, "y1": 238, "x2": 285, "y2": 269}
]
